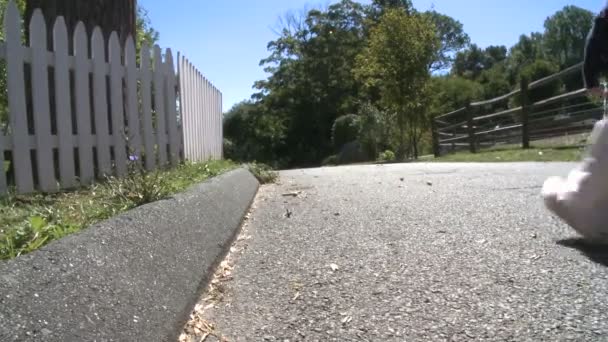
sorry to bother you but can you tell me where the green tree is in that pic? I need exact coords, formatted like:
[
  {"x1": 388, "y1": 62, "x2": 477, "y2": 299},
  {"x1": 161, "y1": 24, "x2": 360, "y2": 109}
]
[
  {"x1": 135, "y1": 6, "x2": 159, "y2": 57},
  {"x1": 543, "y1": 5, "x2": 593, "y2": 68},
  {"x1": 254, "y1": 0, "x2": 368, "y2": 166},
  {"x1": 453, "y1": 44, "x2": 507, "y2": 80},
  {"x1": 332, "y1": 114, "x2": 361, "y2": 151},
  {"x1": 478, "y1": 63, "x2": 511, "y2": 100},
  {"x1": 515, "y1": 59, "x2": 562, "y2": 105},
  {"x1": 223, "y1": 100, "x2": 286, "y2": 165},
  {"x1": 430, "y1": 75, "x2": 483, "y2": 114},
  {"x1": 423, "y1": 10, "x2": 469, "y2": 72},
  {"x1": 505, "y1": 33, "x2": 546, "y2": 85},
  {"x1": 355, "y1": 8, "x2": 438, "y2": 159},
  {"x1": 366, "y1": 0, "x2": 414, "y2": 20}
]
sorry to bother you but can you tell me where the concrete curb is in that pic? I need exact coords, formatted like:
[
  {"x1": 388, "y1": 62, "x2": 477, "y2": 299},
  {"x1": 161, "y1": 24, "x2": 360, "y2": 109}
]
[{"x1": 0, "y1": 168, "x2": 259, "y2": 342}]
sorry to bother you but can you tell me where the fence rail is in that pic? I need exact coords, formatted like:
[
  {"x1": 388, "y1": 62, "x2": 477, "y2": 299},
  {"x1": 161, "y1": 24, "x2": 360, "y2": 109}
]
[
  {"x1": 432, "y1": 62, "x2": 599, "y2": 157},
  {"x1": 0, "y1": 1, "x2": 223, "y2": 195}
]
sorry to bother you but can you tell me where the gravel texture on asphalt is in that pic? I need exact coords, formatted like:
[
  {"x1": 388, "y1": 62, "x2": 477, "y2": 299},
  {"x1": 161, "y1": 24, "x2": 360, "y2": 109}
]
[{"x1": 200, "y1": 162, "x2": 608, "y2": 342}]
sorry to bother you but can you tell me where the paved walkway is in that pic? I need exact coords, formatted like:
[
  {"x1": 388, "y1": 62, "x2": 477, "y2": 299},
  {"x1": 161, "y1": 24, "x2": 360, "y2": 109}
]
[{"x1": 198, "y1": 163, "x2": 608, "y2": 341}]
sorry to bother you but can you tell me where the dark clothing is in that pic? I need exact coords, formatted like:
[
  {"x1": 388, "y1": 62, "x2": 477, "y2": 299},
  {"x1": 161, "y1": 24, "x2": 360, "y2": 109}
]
[{"x1": 584, "y1": 9, "x2": 608, "y2": 89}]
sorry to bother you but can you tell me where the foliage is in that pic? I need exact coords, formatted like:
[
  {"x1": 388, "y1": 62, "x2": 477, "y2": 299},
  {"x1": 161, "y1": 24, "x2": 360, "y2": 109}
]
[
  {"x1": 478, "y1": 64, "x2": 511, "y2": 100},
  {"x1": 505, "y1": 33, "x2": 546, "y2": 84},
  {"x1": 245, "y1": 162, "x2": 278, "y2": 184},
  {"x1": 379, "y1": 150, "x2": 396, "y2": 162},
  {"x1": 520, "y1": 59, "x2": 561, "y2": 101},
  {"x1": 355, "y1": 8, "x2": 438, "y2": 159},
  {"x1": 332, "y1": 114, "x2": 361, "y2": 150},
  {"x1": 228, "y1": 3, "x2": 594, "y2": 167},
  {"x1": 105, "y1": 156, "x2": 169, "y2": 207},
  {"x1": 453, "y1": 44, "x2": 507, "y2": 80},
  {"x1": 136, "y1": 5, "x2": 159, "y2": 52},
  {"x1": 543, "y1": 6, "x2": 593, "y2": 68},
  {"x1": 0, "y1": 159, "x2": 237, "y2": 260},
  {"x1": 430, "y1": 76, "x2": 483, "y2": 114},
  {"x1": 223, "y1": 100, "x2": 286, "y2": 166},
  {"x1": 251, "y1": 0, "x2": 368, "y2": 166},
  {"x1": 423, "y1": 10, "x2": 470, "y2": 72}
]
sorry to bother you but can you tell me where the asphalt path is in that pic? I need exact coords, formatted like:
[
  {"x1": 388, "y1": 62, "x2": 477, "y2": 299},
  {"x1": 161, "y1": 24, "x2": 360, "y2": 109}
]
[{"x1": 199, "y1": 163, "x2": 608, "y2": 341}]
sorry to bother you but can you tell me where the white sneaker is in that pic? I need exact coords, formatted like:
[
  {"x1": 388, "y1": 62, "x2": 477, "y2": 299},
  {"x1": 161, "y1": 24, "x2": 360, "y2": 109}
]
[{"x1": 541, "y1": 119, "x2": 608, "y2": 243}]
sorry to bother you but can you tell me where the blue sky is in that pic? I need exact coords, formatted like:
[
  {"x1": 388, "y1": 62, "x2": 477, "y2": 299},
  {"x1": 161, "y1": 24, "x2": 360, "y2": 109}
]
[{"x1": 139, "y1": 0, "x2": 601, "y2": 112}]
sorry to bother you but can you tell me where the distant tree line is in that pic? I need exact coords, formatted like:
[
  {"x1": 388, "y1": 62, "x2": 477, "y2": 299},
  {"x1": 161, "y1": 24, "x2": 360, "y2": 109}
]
[{"x1": 223, "y1": 1, "x2": 594, "y2": 168}]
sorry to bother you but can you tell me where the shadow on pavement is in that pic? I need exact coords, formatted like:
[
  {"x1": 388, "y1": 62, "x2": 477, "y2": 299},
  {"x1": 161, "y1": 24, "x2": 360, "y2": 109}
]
[{"x1": 557, "y1": 238, "x2": 608, "y2": 267}]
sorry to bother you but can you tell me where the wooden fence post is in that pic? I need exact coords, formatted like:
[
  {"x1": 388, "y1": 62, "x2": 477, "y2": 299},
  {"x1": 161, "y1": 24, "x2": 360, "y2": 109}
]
[
  {"x1": 520, "y1": 78, "x2": 531, "y2": 149},
  {"x1": 431, "y1": 117, "x2": 440, "y2": 157},
  {"x1": 466, "y1": 102, "x2": 477, "y2": 153}
]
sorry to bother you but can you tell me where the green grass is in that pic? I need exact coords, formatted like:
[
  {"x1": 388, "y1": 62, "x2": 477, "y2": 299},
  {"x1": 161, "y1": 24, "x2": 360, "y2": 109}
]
[
  {"x1": 420, "y1": 146, "x2": 585, "y2": 163},
  {"x1": 0, "y1": 159, "x2": 237, "y2": 260}
]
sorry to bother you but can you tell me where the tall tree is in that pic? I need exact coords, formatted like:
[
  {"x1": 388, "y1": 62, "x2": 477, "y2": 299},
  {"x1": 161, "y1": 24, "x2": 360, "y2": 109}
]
[
  {"x1": 543, "y1": 5, "x2": 593, "y2": 68},
  {"x1": 453, "y1": 44, "x2": 486, "y2": 79},
  {"x1": 453, "y1": 44, "x2": 508, "y2": 80},
  {"x1": 254, "y1": 0, "x2": 367, "y2": 165},
  {"x1": 423, "y1": 10, "x2": 470, "y2": 72},
  {"x1": 367, "y1": 0, "x2": 414, "y2": 19},
  {"x1": 355, "y1": 8, "x2": 438, "y2": 159}
]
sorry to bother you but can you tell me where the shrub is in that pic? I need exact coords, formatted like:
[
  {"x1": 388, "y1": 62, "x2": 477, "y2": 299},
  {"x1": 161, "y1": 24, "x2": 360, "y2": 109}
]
[
  {"x1": 332, "y1": 114, "x2": 361, "y2": 150},
  {"x1": 246, "y1": 162, "x2": 278, "y2": 184},
  {"x1": 379, "y1": 150, "x2": 396, "y2": 162}
]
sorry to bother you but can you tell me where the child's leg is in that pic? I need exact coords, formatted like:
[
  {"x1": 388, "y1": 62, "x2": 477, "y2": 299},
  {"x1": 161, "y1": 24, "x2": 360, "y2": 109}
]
[{"x1": 542, "y1": 119, "x2": 608, "y2": 241}]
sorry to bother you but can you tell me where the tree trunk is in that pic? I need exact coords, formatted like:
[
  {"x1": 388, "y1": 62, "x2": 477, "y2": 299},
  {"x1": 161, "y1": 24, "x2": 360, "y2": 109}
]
[
  {"x1": 25, "y1": 0, "x2": 137, "y2": 52},
  {"x1": 397, "y1": 112, "x2": 405, "y2": 160}
]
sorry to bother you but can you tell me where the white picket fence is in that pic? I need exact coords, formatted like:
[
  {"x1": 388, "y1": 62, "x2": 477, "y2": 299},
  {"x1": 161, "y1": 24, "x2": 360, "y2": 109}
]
[
  {"x1": 179, "y1": 55, "x2": 223, "y2": 162},
  {"x1": 0, "y1": 1, "x2": 223, "y2": 195}
]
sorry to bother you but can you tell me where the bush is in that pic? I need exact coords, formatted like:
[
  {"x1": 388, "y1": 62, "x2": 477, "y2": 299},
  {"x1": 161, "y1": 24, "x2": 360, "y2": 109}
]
[
  {"x1": 223, "y1": 138, "x2": 235, "y2": 160},
  {"x1": 332, "y1": 114, "x2": 361, "y2": 150},
  {"x1": 379, "y1": 150, "x2": 396, "y2": 162},
  {"x1": 246, "y1": 162, "x2": 278, "y2": 184},
  {"x1": 516, "y1": 60, "x2": 561, "y2": 105}
]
